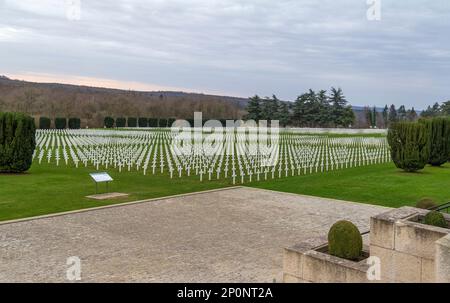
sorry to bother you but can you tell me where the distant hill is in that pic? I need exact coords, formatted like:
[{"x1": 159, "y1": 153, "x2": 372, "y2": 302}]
[
  {"x1": 0, "y1": 75, "x2": 401, "y2": 128},
  {"x1": 0, "y1": 75, "x2": 248, "y2": 127},
  {"x1": 0, "y1": 75, "x2": 250, "y2": 106}
]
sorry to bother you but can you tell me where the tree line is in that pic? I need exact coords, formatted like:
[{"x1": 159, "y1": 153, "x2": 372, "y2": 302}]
[
  {"x1": 381, "y1": 104, "x2": 419, "y2": 127},
  {"x1": 420, "y1": 101, "x2": 450, "y2": 118},
  {"x1": 245, "y1": 87, "x2": 355, "y2": 127}
]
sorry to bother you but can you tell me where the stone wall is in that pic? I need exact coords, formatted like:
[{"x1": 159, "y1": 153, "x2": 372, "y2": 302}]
[
  {"x1": 283, "y1": 207, "x2": 450, "y2": 283},
  {"x1": 283, "y1": 237, "x2": 371, "y2": 283},
  {"x1": 370, "y1": 207, "x2": 450, "y2": 282}
]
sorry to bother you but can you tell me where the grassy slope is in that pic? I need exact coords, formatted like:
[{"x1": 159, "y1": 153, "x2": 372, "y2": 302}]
[
  {"x1": 248, "y1": 162, "x2": 450, "y2": 208},
  {"x1": 1, "y1": 162, "x2": 450, "y2": 222}
]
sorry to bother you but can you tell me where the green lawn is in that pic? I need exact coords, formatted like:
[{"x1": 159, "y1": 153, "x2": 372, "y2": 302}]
[
  {"x1": 0, "y1": 163, "x2": 231, "y2": 222},
  {"x1": 1, "y1": 161, "x2": 449, "y2": 222},
  {"x1": 248, "y1": 162, "x2": 450, "y2": 208}
]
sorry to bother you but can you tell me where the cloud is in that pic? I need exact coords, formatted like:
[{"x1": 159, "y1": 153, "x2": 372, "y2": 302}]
[{"x1": 1, "y1": 0, "x2": 449, "y2": 108}]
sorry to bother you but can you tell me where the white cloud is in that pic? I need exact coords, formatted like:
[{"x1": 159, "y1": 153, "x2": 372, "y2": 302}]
[{"x1": 0, "y1": 0, "x2": 449, "y2": 108}]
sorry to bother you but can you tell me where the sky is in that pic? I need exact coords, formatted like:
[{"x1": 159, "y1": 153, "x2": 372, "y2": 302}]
[{"x1": 0, "y1": 0, "x2": 449, "y2": 109}]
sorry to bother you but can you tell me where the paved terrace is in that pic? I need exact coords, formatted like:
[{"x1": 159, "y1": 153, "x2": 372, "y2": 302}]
[{"x1": 0, "y1": 187, "x2": 388, "y2": 282}]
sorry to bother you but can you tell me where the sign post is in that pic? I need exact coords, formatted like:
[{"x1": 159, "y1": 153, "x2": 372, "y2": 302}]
[{"x1": 89, "y1": 172, "x2": 113, "y2": 194}]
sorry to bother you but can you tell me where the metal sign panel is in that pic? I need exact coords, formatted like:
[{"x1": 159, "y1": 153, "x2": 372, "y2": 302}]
[{"x1": 90, "y1": 172, "x2": 113, "y2": 183}]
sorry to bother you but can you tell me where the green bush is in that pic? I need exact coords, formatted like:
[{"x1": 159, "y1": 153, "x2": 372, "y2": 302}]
[
  {"x1": 148, "y1": 118, "x2": 158, "y2": 127},
  {"x1": 127, "y1": 117, "x2": 137, "y2": 128},
  {"x1": 416, "y1": 198, "x2": 438, "y2": 210},
  {"x1": 0, "y1": 112, "x2": 36, "y2": 173},
  {"x1": 68, "y1": 118, "x2": 81, "y2": 129},
  {"x1": 158, "y1": 118, "x2": 168, "y2": 128},
  {"x1": 420, "y1": 118, "x2": 450, "y2": 166},
  {"x1": 55, "y1": 117, "x2": 67, "y2": 129},
  {"x1": 328, "y1": 220, "x2": 363, "y2": 261},
  {"x1": 167, "y1": 118, "x2": 176, "y2": 127},
  {"x1": 39, "y1": 117, "x2": 51, "y2": 129},
  {"x1": 115, "y1": 117, "x2": 126, "y2": 128},
  {"x1": 138, "y1": 117, "x2": 148, "y2": 128},
  {"x1": 104, "y1": 116, "x2": 114, "y2": 128},
  {"x1": 186, "y1": 118, "x2": 195, "y2": 127},
  {"x1": 387, "y1": 122, "x2": 430, "y2": 172},
  {"x1": 424, "y1": 211, "x2": 448, "y2": 228}
]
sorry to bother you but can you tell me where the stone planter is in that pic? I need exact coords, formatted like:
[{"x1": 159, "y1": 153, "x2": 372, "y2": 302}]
[
  {"x1": 283, "y1": 236, "x2": 372, "y2": 283},
  {"x1": 370, "y1": 207, "x2": 450, "y2": 282},
  {"x1": 283, "y1": 207, "x2": 450, "y2": 283}
]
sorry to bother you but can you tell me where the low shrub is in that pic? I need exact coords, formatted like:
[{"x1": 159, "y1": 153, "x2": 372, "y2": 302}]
[
  {"x1": 104, "y1": 116, "x2": 114, "y2": 128},
  {"x1": 328, "y1": 220, "x2": 363, "y2": 261},
  {"x1": 138, "y1": 117, "x2": 148, "y2": 128},
  {"x1": 158, "y1": 118, "x2": 168, "y2": 127},
  {"x1": 115, "y1": 117, "x2": 126, "y2": 128},
  {"x1": 39, "y1": 117, "x2": 51, "y2": 129},
  {"x1": 424, "y1": 211, "x2": 448, "y2": 228},
  {"x1": 416, "y1": 198, "x2": 438, "y2": 210},
  {"x1": 127, "y1": 117, "x2": 137, "y2": 128},
  {"x1": 55, "y1": 117, "x2": 67, "y2": 129},
  {"x1": 68, "y1": 118, "x2": 81, "y2": 129},
  {"x1": 167, "y1": 118, "x2": 176, "y2": 127},
  {"x1": 148, "y1": 118, "x2": 158, "y2": 127}
]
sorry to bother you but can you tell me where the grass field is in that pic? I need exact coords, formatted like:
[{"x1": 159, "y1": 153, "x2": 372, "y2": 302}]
[
  {"x1": 1, "y1": 161, "x2": 450, "y2": 222},
  {"x1": 248, "y1": 162, "x2": 450, "y2": 208},
  {"x1": 0, "y1": 163, "x2": 230, "y2": 222}
]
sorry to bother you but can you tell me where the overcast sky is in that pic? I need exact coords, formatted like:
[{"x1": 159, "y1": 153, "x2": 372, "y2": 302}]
[{"x1": 1, "y1": 0, "x2": 449, "y2": 108}]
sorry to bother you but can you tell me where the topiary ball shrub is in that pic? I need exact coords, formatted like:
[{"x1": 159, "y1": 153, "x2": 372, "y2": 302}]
[
  {"x1": 148, "y1": 118, "x2": 158, "y2": 127},
  {"x1": 424, "y1": 211, "x2": 448, "y2": 228},
  {"x1": 127, "y1": 117, "x2": 137, "y2": 128},
  {"x1": 416, "y1": 198, "x2": 437, "y2": 209},
  {"x1": 104, "y1": 116, "x2": 114, "y2": 128},
  {"x1": 138, "y1": 117, "x2": 148, "y2": 128},
  {"x1": 55, "y1": 117, "x2": 67, "y2": 129},
  {"x1": 68, "y1": 118, "x2": 81, "y2": 129},
  {"x1": 0, "y1": 112, "x2": 36, "y2": 173},
  {"x1": 115, "y1": 117, "x2": 126, "y2": 128},
  {"x1": 158, "y1": 118, "x2": 168, "y2": 127},
  {"x1": 39, "y1": 117, "x2": 51, "y2": 129},
  {"x1": 328, "y1": 220, "x2": 363, "y2": 261}
]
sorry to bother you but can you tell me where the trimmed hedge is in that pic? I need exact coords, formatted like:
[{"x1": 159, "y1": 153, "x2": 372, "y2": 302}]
[
  {"x1": 127, "y1": 117, "x2": 137, "y2": 128},
  {"x1": 39, "y1": 117, "x2": 51, "y2": 129},
  {"x1": 387, "y1": 122, "x2": 430, "y2": 172},
  {"x1": 55, "y1": 117, "x2": 67, "y2": 129},
  {"x1": 0, "y1": 112, "x2": 36, "y2": 173},
  {"x1": 186, "y1": 119, "x2": 195, "y2": 127},
  {"x1": 116, "y1": 117, "x2": 126, "y2": 128},
  {"x1": 68, "y1": 118, "x2": 81, "y2": 129},
  {"x1": 138, "y1": 117, "x2": 148, "y2": 128},
  {"x1": 104, "y1": 116, "x2": 114, "y2": 128},
  {"x1": 148, "y1": 118, "x2": 158, "y2": 127},
  {"x1": 167, "y1": 118, "x2": 176, "y2": 127},
  {"x1": 158, "y1": 118, "x2": 168, "y2": 128},
  {"x1": 420, "y1": 118, "x2": 450, "y2": 166},
  {"x1": 328, "y1": 220, "x2": 363, "y2": 261}
]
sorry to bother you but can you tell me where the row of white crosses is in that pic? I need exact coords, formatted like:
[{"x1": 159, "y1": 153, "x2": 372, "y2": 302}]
[{"x1": 34, "y1": 128, "x2": 391, "y2": 184}]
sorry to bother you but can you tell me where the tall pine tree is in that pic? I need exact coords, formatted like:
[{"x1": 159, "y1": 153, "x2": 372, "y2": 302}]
[{"x1": 245, "y1": 95, "x2": 262, "y2": 121}]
